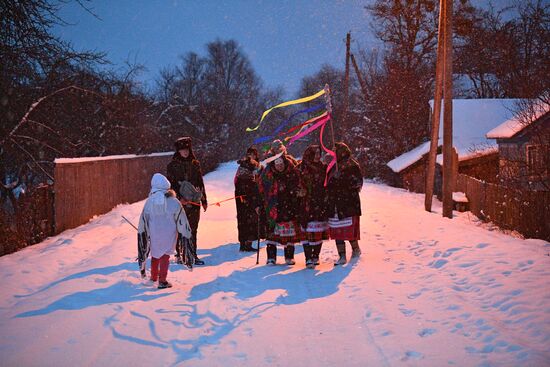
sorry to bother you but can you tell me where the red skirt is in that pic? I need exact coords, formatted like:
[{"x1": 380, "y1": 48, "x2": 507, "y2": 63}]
[
  {"x1": 301, "y1": 221, "x2": 329, "y2": 244},
  {"x1": 329, "y1": 216, "x2": 360, "y2": 241},
  {"x1": 266, "y1": 220, "x2": 303, "y2": 246}
]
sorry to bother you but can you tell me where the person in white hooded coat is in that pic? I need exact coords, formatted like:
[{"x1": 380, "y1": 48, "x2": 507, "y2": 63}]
[{"x1": 138, "y1": 173, "x2": 192, "y2": 289}]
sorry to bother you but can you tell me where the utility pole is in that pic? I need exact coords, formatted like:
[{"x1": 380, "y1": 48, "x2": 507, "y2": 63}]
[
  {"x1": 442, "y1": 0, "x2": 454, "y2": 218},
  {"x1": 351, "y1": 53, "x2": 369, "y2": 107},
  {"x1": 343, "y1": 32, "x2": 351, "y2": 128},
  {"x1": 425, "y1": 0, "x2": 445, "y2": 212}
]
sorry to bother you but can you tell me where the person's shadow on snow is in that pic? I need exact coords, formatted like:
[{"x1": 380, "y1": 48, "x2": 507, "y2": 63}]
[
  {"x1": 177, "y1": 241, "x2": 300, "y2": 268},
  {"x1": 14, "y1": 280, "x2": 173, "y2": 318},
  {"x1": 187, "y1": 255, "x2": 356, "y2": 306}
]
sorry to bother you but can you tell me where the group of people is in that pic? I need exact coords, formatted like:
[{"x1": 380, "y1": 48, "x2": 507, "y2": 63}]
[
  {"x1": 234, "y1": 139, "x2": 363, "y2": 268},
  {"x1": 137, "y1": 135, "x2": 363, "y2": 289}
]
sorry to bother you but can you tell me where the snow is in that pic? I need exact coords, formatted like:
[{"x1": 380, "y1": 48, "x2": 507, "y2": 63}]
[
  {"x1": 486, "y1": 100, "x2": 550, "y2": 139},
  {"x1": 387, "y1": 99, "x2": 520, "y2": 172},
  {"x1": 452, "y1": 192, "x2": 468, "y2": 203},
  {"x1": 1, "y1": 161, "x2": 549, "y2": 366},
  {"x1": 54, "y1": 152, "x2": 173, "y2": 164},
  {"x1": 387, "y1": 141, "x2": 433, "y2": 173}
]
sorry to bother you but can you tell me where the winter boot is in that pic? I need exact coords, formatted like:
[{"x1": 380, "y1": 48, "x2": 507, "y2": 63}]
[
  {"x1": 266, "y1": 244, "x2": 277, "y2": 265},
  {"x1": 284, "y1": 245, "x2": 295, "y2": 265},
  {"x1": 303, "y1": 243, "x2": 314, "y2": 268},
  {"x1": 158, "y1": 281, "x2": 173, "y2": 289},
  {"x1": 334, "y1": 241, "x2": 347, "y2": 265},
  {"x1": 350, "y1": 240, "x2": 361, "y2": 258},
  {"x1": 194, "y1": 257, "x2": 205, "y2": 265},
  {"x1": 312, "y1": 243, "x2": 322, "y2": 265},
  {"x1": 244, "y1": 241, "x2": 256, "y2": 252}
]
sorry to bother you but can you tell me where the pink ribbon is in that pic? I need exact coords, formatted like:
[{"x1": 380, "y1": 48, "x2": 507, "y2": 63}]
[
  {"x1": 286, "y1": 113, "x2": 337, "y2": 186},
  {"x1": 288, "y1": 113, "x2": 331, "y2": 145},
  {"x1": 319, "y1": 120, "x2": 337, "y2": 186}
]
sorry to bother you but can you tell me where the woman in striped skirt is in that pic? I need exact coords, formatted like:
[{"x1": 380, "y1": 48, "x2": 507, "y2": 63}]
[
  {"x1": 258, "y1": 154, "x2": 304, "y2": 265},
  {"x1": 297, "y1": 145, "x2": 329, "y2": 268},
  {"x1": 327, "y1": 142, "x2": 363, "y2": 265}
]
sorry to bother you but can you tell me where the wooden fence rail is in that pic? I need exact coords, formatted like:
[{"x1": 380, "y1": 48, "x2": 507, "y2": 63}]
[
  {"x1": 457, "y1": 174, "x2": 550, "y2": 241},
  {"x1": 54, "y1": 153, "x2": 174, "y2": 233}
]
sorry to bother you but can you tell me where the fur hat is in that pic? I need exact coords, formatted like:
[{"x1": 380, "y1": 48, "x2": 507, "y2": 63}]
[
  {"x1": 246, "y1": 146, "x2": 259, "y2": 159},
  {"x1": 270, "y1": 139, "x2": 286, "y2": 155},
  {"x1": 303, "y1": 145, "x2": 321, "y2": 164},
  {"x1": 335, "y1": 142, "x2": 351, "y2": 162},
  {"x1": 175, "y1": 136, "x2": 192, "y2": 151}
]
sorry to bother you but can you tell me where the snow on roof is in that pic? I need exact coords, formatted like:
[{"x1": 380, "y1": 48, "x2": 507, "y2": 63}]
[
  {"x1": 387, "y1": 141, "x2": 433, "y2": 173},
  {"x1": 387, "y1": 99, "x2": 519, "y2": 173},
  {"x1": 54, "y1": 152, "x2": 174, "y2": 164},
  {"x1": 486, "y1": 99, "x2": 550, "y2": 139}
]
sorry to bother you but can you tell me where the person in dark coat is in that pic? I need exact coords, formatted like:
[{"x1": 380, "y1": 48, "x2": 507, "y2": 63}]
[
  {"x1": 297, "y1": 145, "x2": 329, "y2": 268},
  {"x1": 258, "y1": 154, "x2": 304, "y2": 265},
  {"x1": 166, "y1": 136, "x2": 208, "y2": 265},
  {"x1": 326, "y1": 142, "x2": 363, "y2": 265},
  {"x1": 234, "y1": 146, "x2": 265, "y2": 252}
]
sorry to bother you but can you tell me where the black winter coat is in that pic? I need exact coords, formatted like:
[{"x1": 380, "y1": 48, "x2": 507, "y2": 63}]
[
  {"x1": 327, "y1": 157, "x2": 363, "y2": 219},
  {"x1": 166, "y1": 153, "x2": 207, "y2": 206},
  {"x1": 297, "y1": 160, "x2": 329, "y2": 225},
  {"x1": 234, "y1": 158, "x2": 266, "y2": 241}
]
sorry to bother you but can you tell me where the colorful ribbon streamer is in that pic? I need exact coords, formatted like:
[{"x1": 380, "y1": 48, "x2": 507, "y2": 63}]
[
  {"x1": 253, "y1": 103, "x2": 325, "y2": 144},
  {"x1": 285, "y1": 113, "x2": 336, "y2": 186},
  {"x1": 281, "y1": 111, "x2": 328, "y2": 136},
  {"x1": 246, "y1": 88, "x2": 326, "y2": 132},
  {"x1": 287, "y1": 113, "x2": 331, "y2": 145}
]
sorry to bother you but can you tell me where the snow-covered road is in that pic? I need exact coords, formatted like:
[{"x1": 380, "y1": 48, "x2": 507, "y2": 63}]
[{"x1": 1, "y1": 162, "x2": 549, "y2": 367}]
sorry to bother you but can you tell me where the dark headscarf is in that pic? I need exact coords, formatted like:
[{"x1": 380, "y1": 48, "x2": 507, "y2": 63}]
[{"x1": 335, "y1": 142, "x2": 351, "y2": 162}]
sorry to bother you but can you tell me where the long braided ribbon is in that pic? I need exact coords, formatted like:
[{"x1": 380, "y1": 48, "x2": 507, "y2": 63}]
[{"x1": 181, "y1": 195, "x2": 246, "y2": 208}]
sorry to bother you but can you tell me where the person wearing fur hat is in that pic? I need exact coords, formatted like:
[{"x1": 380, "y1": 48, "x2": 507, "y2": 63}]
[
  {"x1": 234, "y1": 146, "x2": 265, "y2": 252},
  {"x1": 297, "y1": 145, "x2": 329, "y2": 268},
  {"x1": 267, "y1": 139, "x2": 298, "y2": 166},
  {"x1": 258, "y1": 154, "x2": 304, "y2": 265},
  {"x1": 326, "y1": 142, "x2": 363, "y2": 265},
  {"x1": 137, "y1": 173, "x2": 192, "y2": 289},
  {"x1": 167, "y1": 136, "x2": 208, "y2": 266}
]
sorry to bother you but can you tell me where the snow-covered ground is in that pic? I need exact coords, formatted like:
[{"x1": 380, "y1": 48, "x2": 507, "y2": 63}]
[{"x1": 1, "y1": 161, "x2": 549, "y2": 367}]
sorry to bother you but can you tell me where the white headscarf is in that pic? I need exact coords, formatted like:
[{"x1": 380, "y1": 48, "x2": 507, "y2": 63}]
[{"x1": 149, "y1": 173, "x2": 171, "y2": 214}]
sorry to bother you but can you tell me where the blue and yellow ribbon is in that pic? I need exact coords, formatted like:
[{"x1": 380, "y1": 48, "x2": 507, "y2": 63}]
[{"x1": 246, "y1": 88, "x2": 326, "y2": 132}]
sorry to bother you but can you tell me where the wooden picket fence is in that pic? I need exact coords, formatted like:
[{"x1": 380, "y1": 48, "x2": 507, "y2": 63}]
[
  {"x1": 457, "y1": 174, "x2": 550, "y2": 241},
  {"x1": 54, "y1": 153, "x2": 174, "y2": 233}
]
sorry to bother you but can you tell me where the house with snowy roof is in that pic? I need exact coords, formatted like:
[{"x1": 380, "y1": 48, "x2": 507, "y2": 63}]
[
  {"x1": 386, "y1": 99, "x2": 520, "y2": 193},
  {"x1": 486, "y1": 99, "x2": 550, "y2": 191}
]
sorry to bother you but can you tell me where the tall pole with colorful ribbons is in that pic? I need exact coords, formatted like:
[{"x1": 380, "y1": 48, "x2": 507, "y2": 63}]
[
  {"x1": 246, "y1": 86, "x2": 338, "y2": 185},
  {"x1": 323, "y1": 83, "x2": 338, "y2": 173}
]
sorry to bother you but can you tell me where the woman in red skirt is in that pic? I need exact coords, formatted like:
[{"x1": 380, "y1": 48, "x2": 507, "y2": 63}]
[
  {"x1": 258, "y1": 154, "x2": 304, "y2": 265},
  {"x1": 297, "y1": 145, "x2": 329, "y2": 268},
  {"x1": 327, "y1": 142, "x2": 363, "y2": 265}
]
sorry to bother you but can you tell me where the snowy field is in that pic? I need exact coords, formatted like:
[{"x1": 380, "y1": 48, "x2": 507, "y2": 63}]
[{"x1": 1, "y1": 161, "x2": 549, "y2": 367}]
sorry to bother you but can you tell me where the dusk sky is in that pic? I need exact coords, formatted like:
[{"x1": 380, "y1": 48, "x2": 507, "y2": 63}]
[
  {"x1": 52, "y1": 0, "x2": 376, "y2": 98},
  {"x1": 52, "y1": 0, "x2": 515, "y2": 98}
]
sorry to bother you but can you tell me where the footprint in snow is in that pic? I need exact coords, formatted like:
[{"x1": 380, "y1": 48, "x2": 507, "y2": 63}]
[
  {"x1": 442, "y1": 247, "x2": 462, "y2": 258},
  {"x1": 402, "y1": 351, "x2": 423, "y2": 360},
  {"x1": 429, "y1": 259, "x2": 448, "y2": 269},
  {"x1": 418, "y1": 328, "x2": 436, "y2": 337}
]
